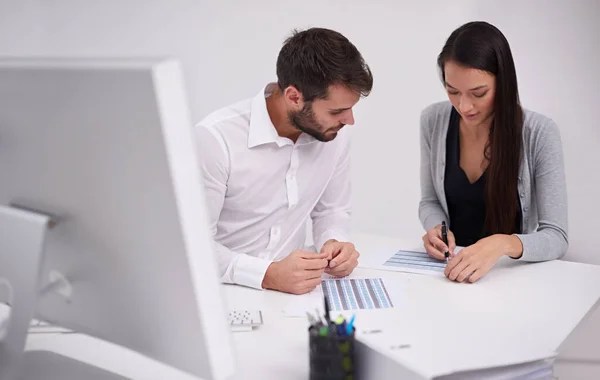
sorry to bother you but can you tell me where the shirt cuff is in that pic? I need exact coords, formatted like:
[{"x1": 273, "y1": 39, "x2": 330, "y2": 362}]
[
  {"x1": 314, "y1": 230, "x2": 350, "y2": 253},
  {"x1": 232, "y1": 254, "x2": 273, "y2": 290}
]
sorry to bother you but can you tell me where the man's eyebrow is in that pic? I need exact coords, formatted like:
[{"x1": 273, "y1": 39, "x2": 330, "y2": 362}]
[{"x1": 329, "y1": 107, "x2": 352, "y2": 112}]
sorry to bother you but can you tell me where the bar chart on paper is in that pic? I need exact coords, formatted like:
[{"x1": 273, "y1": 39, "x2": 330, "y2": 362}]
[
  {"x1": 321, "y1": 278, "x2": 393, "y2": 311},
  {"x1": 383, "y1": 250, "x2": 447, "y2": 273}
]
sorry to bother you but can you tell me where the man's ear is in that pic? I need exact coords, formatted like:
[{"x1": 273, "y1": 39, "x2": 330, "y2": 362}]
[{"x1": 283, "y1": 85, "x2": 303, "y2": 110}]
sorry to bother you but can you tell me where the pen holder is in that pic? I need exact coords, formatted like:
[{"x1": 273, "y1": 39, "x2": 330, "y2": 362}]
[{"x1": 309, "y1": 326, "x2": 356, "y2": 380}]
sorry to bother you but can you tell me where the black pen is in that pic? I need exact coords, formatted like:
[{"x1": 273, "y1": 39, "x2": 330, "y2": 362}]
[
  {"x1": 324, "y1": 294, "x2": 332, "y2": 326},
  {"x1": 441, "y1": 221, "x2": 449, "y2": 262}
]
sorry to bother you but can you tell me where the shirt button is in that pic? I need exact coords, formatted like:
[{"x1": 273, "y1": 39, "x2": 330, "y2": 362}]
[{"x1": 258, "y1": 252, "x2": 269, "y2": 259}]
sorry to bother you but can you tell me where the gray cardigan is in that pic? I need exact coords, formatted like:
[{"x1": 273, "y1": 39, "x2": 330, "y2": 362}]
[{"x1": 418, "y1": 101, "x2": 568, "y2": 261}]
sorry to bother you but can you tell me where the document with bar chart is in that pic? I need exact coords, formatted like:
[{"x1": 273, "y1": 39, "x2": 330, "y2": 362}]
[
  {"x1": 321, "y1": 278, "x2": 393, "y2": 311},
  {"x1": 383, "y1": 250, "x2": 448, "y2": 275},
  {"x1": 281, "y1": 277, "x2": 394, "y2": 317}
]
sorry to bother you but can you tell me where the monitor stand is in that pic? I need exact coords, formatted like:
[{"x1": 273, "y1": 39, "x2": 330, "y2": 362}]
[
  {"x1": 0, "y1": 205, "x2": 127, "y2": 380},
  {"x1": 0, "y1": 205, "x2": 49, "y2": 380}
]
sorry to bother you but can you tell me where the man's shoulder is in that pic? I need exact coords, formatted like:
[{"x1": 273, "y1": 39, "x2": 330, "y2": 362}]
[
  {"x1": 194, "y1": 97, "x2": 254, "y2": 152},
  {"x1": 197, "y1": 97, "x2": 253, "y2": 130}
]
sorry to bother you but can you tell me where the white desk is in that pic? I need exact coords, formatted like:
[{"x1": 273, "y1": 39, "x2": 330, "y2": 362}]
[{"x1": 21, "y1": 233, "x2": 600, "y2": 379}]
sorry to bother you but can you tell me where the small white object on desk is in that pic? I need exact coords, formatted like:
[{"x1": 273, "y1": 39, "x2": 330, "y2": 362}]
[{"x1": 228, "y1": 310, "x2": 263, "y2": 332}]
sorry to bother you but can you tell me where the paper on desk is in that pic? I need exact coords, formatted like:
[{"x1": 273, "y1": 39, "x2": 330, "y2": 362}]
[
  {"x1": 280, "y1": 274, "x2": 337, "y2": 317},
  {"x1": 281, "y1": 276, "x2": 394, "y2": 317},
  {"x1": 360, "y1": 247, "x2": 463, "y2": 277},
  {"x1": 434, "y1": 357, "x2": 555, "y2": 380},
  {"x1": 281, "y1": 284, "x2": 324, "y2": 318}
]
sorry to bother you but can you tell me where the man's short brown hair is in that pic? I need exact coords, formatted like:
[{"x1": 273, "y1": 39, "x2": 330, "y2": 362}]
[{"x1": 276, "y1": 27, "x2": 373, "y2": 102}]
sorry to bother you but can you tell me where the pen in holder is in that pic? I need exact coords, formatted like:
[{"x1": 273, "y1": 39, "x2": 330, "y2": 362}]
[{"x1": 308, "y1": 296, "x2": 357, "y2": 380}]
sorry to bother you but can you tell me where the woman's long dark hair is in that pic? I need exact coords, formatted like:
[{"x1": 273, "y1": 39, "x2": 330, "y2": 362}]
[{"x1": 438, "y1": 21, "x2": 523, "y2": 235}]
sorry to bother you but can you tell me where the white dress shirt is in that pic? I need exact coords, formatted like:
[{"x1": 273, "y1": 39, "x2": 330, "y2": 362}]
[{"x1": 195, "y1": 83, "x2": 351, "y2": 289}]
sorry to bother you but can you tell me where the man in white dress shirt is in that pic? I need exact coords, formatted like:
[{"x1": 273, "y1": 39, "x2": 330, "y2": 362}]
[{"x1": 196, "y1": 27, "x2": 373, "y2": 294}]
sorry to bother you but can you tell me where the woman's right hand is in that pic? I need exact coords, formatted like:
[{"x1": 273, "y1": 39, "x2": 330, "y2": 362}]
[{"x1": 422, "y1": 224, "x2": 456, "y2": 260}]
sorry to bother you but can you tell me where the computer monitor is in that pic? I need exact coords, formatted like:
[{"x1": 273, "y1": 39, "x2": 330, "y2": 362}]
[{"x1": 0, "y1": 58, "x2": 236, "y2": 379}]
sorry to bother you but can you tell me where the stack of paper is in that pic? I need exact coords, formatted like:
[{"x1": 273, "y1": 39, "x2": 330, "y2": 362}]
[{"x1": 435, "y1": 358, "x2": 554, "y2": 379}]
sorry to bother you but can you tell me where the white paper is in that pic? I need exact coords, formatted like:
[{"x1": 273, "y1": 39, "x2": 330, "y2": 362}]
[
  {"x1": 434, "y1": 358, "x2": 554, "y2": 380},
  {"x1": 281, "y1": 284, "x2": 324, "y2": 318},
  {"x1": 361, "y1": 247, "x2": 464, "y2": 277}
]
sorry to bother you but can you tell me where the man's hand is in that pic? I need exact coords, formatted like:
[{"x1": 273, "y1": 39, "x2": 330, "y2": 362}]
[
  {"x1": 261, "y1": 250, "x2": 329, "y2": 294},
  {"x1": 320, "y1": 239, "x2": 359, "y2": 277}
]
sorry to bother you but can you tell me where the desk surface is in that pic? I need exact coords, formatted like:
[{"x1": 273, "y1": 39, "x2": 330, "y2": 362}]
[{"x1": 22, "y1": 233, "x2": 600, "y2": 379}]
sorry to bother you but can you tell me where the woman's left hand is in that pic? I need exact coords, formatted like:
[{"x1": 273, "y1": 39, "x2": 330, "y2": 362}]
[{"x1": 444, "y1": 235, "x2": 523, "y2": 283}]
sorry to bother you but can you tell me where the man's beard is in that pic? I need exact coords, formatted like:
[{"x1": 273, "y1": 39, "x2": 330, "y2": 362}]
[{"x1": 288, "y1": 103, "x2": 343, "y2": 142}]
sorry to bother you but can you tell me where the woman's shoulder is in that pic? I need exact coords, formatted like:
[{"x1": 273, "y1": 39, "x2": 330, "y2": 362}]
[
  {"x1": 522, "y1": 107, "x2": 562, "y2": 149},
  {"x1": 421, "y1": 100, "x2": 452, "y2": 120},
  {"x1": 523, "y1": 108, "x2": 558, "y2": 130},
  {"x1": 420, "y1": 101, "x2": 453, "y2": 133}
]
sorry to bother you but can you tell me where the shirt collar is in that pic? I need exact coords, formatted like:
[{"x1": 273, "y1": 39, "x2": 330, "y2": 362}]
[
  {"x1": 247, "y1": 83, "x2": 285, "y2": 148},
  {"x1": 247, "y1": 83, "x2": 318, "y2": 148}
]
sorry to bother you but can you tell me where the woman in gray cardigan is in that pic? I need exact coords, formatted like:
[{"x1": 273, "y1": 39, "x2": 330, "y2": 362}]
[{"x1": 419, "y1": 21, "x2": 568, "y2": 283}]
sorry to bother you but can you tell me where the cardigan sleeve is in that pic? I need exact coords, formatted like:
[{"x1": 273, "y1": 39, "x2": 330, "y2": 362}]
[
  {"x1": 418, "y1": 105, "x2": 448, "y2": 231},
  {"x1": 514, "y1": 116, "x2": 568, "y2": 261}
]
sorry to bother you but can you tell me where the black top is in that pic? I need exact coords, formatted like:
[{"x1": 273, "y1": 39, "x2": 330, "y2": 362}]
[{"x1": 444, "y1": 108, "x2": 521, "y2": 246}]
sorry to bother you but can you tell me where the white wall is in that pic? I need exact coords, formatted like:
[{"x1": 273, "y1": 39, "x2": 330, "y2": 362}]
[{"x1": 1, "y1": 0, "x2": 598, "y2": 265}]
